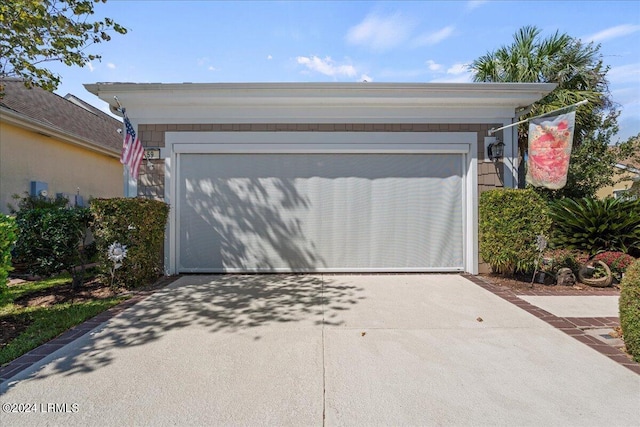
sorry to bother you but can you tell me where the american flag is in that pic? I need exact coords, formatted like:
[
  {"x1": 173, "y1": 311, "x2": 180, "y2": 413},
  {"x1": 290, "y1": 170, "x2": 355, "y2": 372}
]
[{"x1": 121, "y1": 116, "x2": 144, "y2": 179}]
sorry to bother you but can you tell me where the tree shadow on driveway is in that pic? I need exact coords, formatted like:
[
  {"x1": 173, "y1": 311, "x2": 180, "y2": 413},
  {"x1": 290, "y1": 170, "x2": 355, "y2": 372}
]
[{"x1": 24, "y1": 274, "x2": 364, "y2": 381}]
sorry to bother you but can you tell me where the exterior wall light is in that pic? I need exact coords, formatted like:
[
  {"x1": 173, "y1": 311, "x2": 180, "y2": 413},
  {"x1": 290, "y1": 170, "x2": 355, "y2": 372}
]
[{"x1": 488, "y1": 139, "x2": 504, "y2": 162}]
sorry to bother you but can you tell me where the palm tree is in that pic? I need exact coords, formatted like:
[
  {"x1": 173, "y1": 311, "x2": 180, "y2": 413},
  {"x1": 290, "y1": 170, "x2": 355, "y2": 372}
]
[
  {"x1": 472, "y1": 26, "x2": 570, "y2": 83},
  {"x1": 470, "y1": 26, "x2": 618, "y2": 198}
]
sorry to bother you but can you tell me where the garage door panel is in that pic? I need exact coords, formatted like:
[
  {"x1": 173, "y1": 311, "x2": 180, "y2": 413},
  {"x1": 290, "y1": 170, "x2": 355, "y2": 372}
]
[{"x1": 178, "y1": 153, "x2": 463, "y2": 272}]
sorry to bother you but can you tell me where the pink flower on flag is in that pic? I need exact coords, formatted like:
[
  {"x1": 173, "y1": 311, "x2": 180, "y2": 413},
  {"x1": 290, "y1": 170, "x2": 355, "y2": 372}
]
[{"x1": 526, "y1": 112, "x2": 576, "y2": 190}]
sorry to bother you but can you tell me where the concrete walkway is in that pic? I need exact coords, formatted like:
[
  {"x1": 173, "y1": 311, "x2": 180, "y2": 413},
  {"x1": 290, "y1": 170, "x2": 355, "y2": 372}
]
[
  {"x1": 1, "y1": 274, "x2": 638, "y2": 426},
  {"x1": 519, "y1": 295, "x2": 620, "y2": 317}
]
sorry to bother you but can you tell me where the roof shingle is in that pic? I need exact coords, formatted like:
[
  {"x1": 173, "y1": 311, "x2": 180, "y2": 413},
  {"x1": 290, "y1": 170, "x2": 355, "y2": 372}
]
[{"x1": 0, "y1": 78, "x2": 122, "y2": 153}]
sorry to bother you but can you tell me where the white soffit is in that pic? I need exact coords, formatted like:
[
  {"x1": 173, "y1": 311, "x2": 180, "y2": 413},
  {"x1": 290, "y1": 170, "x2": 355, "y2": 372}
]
[{"x1": 84, "y1": 82, "x2": 556, "y2": 123}]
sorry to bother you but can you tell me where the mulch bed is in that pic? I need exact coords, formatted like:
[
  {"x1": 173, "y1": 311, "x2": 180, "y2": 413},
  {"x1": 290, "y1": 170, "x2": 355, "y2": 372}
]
[
  {"x1": 13, "y1": 278, "x2": 118, "y2": 308},
  {"x1": 1, "y1": 278, "x2": 119, "y2": 349},
  {"x1": 1, "y1": 275, "x2": 178, "y2": 350},
  {"x1": 479, "y1": 272, "x2": 620, "y2": 295},
  {"x1": 0, "y1": 314, "x2": 27, "y2": 350}
]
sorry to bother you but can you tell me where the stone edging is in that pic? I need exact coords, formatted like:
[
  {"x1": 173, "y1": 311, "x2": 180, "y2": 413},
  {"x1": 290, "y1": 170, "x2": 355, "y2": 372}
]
[{"x1": 463, "y1": 274, "x2": 640, "y2": 375}]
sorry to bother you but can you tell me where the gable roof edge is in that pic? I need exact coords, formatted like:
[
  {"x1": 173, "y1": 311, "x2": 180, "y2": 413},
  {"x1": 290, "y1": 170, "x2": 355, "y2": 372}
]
[{"x1": 1, "y1": 107, "x2": 121, "y2": 158}]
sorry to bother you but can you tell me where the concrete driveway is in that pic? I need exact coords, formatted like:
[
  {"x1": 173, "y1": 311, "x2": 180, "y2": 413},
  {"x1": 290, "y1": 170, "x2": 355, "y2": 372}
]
[{"x1": 1, "y1": 274, "x2": 638, "y2": 426}]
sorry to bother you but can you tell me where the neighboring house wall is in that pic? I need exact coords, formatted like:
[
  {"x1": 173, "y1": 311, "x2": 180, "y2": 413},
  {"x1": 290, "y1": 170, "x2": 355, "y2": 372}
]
[
  {"x1": 136, "y1": 122, "x2": 505, "y2": 201},
  {"x1": 596, "y1": 169, "x2": 638, "y2": 199},
  {"x1": 0, "y1": 122, "x2": 123, "y2": 213},
  {"x1": 597, "y1": 179, "x2": 635, "y2": 200}
]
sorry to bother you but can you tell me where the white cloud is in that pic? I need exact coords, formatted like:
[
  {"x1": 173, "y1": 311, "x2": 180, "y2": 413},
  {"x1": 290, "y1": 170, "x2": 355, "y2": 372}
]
[
  {"x1": 413, "y1": 26, "x2": 455, "y2": 47},
  {"x1": 608, "y1": 63, "x2": 640, "y2": 84},
  {"x1": 360, "y1": 74, "x2": 373, "y2": 82},
  {"x1": 296, "y1": 56, "x2": 357, "y2": 78},
  {"x1": 346, "y1": 12, "x2": 414, "y2": 51},
  {"x1": 87, "y1": 62, "x2": 94, "y2": 72},
  {"x1": 430, "y1": 62, "x2": 474, "y2": 82},
  {"x1": 107, "y1": 63, "x2": 116, "y2": 69},
  {"x1": 617, "y1": 110, "x2": 640, "y2": 142},
  {"x1": 584, "y1": 24, "x2": 640, "y2": 43},
  {"x1": 196, "y1": 57, "x2": 217, "y2": 71},
  {"x1": 611, "y1": 86, "x2": 640, "y2": 105},
  {"x1": 347, "y1": 12, "x2": 456, "y2": 51},
  {"x1": 426, "y1": 60, "x2": 443, "y2": 72},
  {"x1": 466, "y1": 1, "x2": 488, "y2": 11},
  {"x1": 447, "y1": 63, "x2": 469, "y2": 75},
  {"x1": 267, "y1": 55, "x2": 273, "y2": 60}
]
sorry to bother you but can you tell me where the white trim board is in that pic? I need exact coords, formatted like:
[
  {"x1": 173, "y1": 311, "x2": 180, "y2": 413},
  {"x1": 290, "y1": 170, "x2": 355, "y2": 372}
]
[{"x1": 166, "y1": 131, "x2": 475, "y2": 146}]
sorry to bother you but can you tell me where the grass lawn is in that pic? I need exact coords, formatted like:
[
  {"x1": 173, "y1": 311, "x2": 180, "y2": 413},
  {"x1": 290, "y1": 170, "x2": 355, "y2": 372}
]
[{"x1": 0, "y1": 272, "x2": 128, "y2": 366}]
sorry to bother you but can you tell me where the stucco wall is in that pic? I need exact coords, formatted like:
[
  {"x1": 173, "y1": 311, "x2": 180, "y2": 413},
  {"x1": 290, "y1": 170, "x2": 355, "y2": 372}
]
[
  {"x1": 596, "y1": 173, "x2": 637, "y2": 200},
  {"x1": 0, "y1": 122, "x2": 123, "y2": 213}
]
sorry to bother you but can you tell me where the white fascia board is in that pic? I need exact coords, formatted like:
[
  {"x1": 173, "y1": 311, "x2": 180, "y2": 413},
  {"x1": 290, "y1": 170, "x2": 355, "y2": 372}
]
[
  {"x1": 85, "y1": 82, "x2": 556, "y2": 102},
  {"x1": 614, "y1": 163, "x2": 640, "y2": 174},
  {"x1": 1, "y1": 108, "x2": 120, "y2": 158},
  {"x1": 84, "y1": 82, "x2": 556, "y2": 124}
]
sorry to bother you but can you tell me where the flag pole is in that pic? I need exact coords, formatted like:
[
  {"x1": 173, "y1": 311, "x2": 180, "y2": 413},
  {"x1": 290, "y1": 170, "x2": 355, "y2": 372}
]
[
  {"x1": 114, "y1": 96, "x2": 136, "y2": 197},
  {"x1": 489, "y1": 99, "x2": 588, "y2": 136},
  {"x1": 113, "y1": 96, "x2": 124, "y2": 115}
]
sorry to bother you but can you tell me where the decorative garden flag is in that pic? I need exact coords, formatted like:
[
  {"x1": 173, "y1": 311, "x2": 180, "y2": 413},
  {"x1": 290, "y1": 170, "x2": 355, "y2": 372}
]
[
  {"x1": 121, "y1": 115, "x2": 144, "y2": 179},
  {"x1": 526, "y1": 111, "x2": 576, "y2": 189}
]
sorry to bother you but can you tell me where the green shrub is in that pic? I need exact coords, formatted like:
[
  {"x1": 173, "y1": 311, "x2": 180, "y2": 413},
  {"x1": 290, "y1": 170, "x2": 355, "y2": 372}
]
[
  {"x1": 549, "y1": 197, "x2": 640, "y2": 255},
  {"x1": 0, "y1": 214, "x2": 18, "y2": 290},
  {"x1": 14, "y1": 206, "x2": 92, "y2": 289},
  {"x1": 479, "y1": 188, "x2": 552, "y2": 274},
  {"x1": 8, "y1": 192, "x2": 69, "y2": 213},
  {"x1": 91, "y1": 198, "x2": 169, "y2": 289},
  {"x1": 619, "y1": 259, "x2": 640, "y2": 362},
  {"x1": 540, "y1": 248, "x2": 586, "y2": 275},
  {"x1": 593, "y1": 251, "x2": 636, "y2": 282}
]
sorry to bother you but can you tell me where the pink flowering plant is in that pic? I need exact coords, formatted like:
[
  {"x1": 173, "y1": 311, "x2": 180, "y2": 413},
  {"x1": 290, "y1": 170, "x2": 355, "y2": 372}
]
[{"x1": 593, "y1": 251, "x2": 636, "y2": 282}]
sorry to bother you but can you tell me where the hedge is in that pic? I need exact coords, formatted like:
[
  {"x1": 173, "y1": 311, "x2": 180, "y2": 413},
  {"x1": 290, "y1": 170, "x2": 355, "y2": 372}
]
[
  {"x1": 0, "y1": 214, "x2": 18, "y2": 290},
  {"x1": 90, "y1": 198, "x2": 169, "y2": 288},
  {"x1": 479, "y1": 188, "x2": 552, "y2": 275},
  {"x1": 620, "y1": 259, "x2": 640, "y2": 362},
  {"x1": 14, "y1": 206, "x2": 93, "y2": 289}
]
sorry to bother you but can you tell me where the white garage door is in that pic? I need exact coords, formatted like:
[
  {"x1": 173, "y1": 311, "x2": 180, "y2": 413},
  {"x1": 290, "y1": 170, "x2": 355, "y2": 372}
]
[{"x1": 177, "y1": 153, "x2": 464, "y2": 272}]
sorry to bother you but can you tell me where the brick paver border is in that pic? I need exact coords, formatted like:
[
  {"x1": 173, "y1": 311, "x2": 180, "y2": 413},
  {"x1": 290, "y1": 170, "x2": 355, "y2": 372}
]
[
  {"x1": 464, "y1": 274, "x2": 640, "y2": 375},
  {"x1": 509, "y1": 290, "x2": 620, "y2": 296},
  {"x1": 0, "y1": 276, "x2": 179, "y2": 383},
  {"x1": 3, "y1": 274, "x2": 638, "y2": 383}
]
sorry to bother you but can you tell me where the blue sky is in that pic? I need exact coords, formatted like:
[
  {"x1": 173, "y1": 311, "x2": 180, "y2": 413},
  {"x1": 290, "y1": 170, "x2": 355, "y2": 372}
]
[{"x1": 49, "y1": 0, "x2": 640, "y2": 141}]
